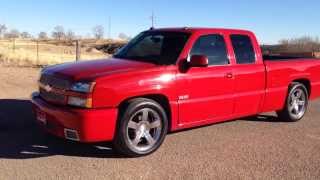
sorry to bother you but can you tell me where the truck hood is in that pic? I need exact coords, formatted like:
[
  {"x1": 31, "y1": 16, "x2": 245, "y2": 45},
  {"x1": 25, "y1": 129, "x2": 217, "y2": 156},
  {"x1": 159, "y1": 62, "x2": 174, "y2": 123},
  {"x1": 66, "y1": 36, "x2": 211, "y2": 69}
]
[{"x1": 42, "y1": 58, "x2": 157, "y2": 81}]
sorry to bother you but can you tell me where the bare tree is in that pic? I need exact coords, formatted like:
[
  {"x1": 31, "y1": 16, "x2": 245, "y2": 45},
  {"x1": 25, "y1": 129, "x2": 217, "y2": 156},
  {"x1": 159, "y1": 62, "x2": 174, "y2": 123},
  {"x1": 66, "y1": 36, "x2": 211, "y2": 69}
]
[
  {"x1": 66, "y1": 29, "x2": 76, "y2": 41},
  {"x1": 51, "y1": 25, "x2": 65, "y2": 40},
  {"x1": 0, "y1": 24, "x2": 7, "y2": 38},
  {"x1": 38, "y1": 32, "x2": 48, "y2": 39},
  {"x1": 92, "y1": 25, "x2": 104, "y2": 39},
  {"x1": 118, "y1": 33, "x2": 131, "y2": 40},
  {"x1": 21, "y1": 31, "x2": 31, "y2": 39},
  {"x1": 279, "y1": 39, "x2": 289, "y2": 45},
  {"x1": 4, "y1": 29, "x2": 20, "y2": 39}
]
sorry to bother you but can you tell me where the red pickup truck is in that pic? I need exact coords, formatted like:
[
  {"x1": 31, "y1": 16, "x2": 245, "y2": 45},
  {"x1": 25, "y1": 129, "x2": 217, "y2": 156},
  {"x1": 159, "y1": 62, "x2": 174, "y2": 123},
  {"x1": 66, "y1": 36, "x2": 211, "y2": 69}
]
[{"x1": 31, "y1": 28, "x2": 320, "y2": 156}]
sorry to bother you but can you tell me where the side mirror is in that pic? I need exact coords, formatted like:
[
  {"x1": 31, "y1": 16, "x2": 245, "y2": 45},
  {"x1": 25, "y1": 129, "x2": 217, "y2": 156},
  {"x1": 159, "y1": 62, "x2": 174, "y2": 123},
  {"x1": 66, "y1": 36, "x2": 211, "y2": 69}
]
[{"x1": 189, "y1": 55, "x2": 209, "y2": 67}]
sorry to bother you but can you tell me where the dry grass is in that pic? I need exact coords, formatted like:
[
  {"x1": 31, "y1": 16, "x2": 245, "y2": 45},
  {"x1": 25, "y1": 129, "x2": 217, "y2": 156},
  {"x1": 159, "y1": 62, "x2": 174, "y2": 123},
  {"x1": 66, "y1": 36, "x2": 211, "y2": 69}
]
[{"x1": 0, "y1": 39, "x2": 111, "y2": 66}]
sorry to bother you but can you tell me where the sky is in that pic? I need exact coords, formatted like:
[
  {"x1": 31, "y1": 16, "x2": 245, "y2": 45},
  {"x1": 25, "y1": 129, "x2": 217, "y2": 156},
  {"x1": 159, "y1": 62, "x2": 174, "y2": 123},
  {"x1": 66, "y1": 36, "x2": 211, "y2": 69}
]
[{"x1": 0, "y1": 0, "x2": 319, "y2": 44}]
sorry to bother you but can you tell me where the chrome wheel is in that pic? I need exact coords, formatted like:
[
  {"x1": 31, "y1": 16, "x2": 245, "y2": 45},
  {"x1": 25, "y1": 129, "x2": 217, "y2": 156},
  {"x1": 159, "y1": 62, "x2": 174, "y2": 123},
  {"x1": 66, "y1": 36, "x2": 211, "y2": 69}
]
[
  {"x1": 126, "y1": 108, "x2": 162, "y2": 152},
  {"x1": 288, "y1": 88, "x2": 306, "y2": 119}
]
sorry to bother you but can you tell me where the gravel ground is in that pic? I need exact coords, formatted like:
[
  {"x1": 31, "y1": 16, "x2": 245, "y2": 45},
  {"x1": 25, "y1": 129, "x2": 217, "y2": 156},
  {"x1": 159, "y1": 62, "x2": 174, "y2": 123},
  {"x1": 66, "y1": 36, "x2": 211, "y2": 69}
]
[{"x1": 0, "y1": 65, "x2": 320, "y2": 180}]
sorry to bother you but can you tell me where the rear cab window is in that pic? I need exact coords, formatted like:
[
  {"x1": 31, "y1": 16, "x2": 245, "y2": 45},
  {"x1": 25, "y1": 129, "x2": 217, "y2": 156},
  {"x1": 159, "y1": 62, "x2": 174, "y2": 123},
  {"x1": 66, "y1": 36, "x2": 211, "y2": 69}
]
[
  {"x1": 190, "y1": 34, "x2": 229, "y2": 66},
  {"x1": 230, "y1": 34, "x2": 256, "y2": 64}
]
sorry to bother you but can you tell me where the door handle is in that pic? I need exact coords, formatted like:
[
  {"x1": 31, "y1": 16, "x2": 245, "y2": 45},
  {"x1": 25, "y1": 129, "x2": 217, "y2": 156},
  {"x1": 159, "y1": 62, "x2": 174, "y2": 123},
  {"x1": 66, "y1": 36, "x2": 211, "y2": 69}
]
[{"x1": 225, "y1": 73, "x2": 233, "y2": 79}]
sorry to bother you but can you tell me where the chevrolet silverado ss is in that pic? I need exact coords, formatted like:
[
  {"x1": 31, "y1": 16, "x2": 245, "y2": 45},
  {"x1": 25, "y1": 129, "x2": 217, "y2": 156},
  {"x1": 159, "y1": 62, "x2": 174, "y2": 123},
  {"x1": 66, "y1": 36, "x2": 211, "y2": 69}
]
[{"x1": 31, "y1": 28, "x2": 320, "y2": 156}]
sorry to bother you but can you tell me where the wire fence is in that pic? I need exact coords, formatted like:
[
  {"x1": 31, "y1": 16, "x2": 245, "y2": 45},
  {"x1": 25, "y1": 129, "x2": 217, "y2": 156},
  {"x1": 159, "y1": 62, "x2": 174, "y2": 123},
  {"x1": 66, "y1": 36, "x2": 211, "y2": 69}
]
[{"x1": 0, "y1": 39, "x2": 110, "y2": 66}]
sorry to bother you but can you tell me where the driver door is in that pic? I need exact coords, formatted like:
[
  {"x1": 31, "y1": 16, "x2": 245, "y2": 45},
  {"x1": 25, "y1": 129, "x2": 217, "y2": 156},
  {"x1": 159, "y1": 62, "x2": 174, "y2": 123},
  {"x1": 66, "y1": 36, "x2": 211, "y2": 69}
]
[{"x1": 178, "y1": 34, "x2": 235, "y2": 125}]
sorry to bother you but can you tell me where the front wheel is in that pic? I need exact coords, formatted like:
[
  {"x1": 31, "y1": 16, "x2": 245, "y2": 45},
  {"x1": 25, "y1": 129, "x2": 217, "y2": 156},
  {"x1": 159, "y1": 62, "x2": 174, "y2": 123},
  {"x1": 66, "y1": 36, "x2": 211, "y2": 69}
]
[
  {"x1": 277, "y1": 83, "x2": 309, "y2": 122},
  {"x1": 113, "y1": 98, "x2": 168, "y2": 157}
]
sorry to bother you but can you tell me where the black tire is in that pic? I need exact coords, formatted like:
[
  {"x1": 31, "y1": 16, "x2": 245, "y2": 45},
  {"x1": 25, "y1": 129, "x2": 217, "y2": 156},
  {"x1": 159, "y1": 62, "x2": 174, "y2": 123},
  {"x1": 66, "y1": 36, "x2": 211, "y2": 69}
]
[
  {"x1": 277, "y1": 82, "x2": 309, "y2": 122},
  {"x1": 113, "y1": 98, "x2": 168, "y2": 157}
]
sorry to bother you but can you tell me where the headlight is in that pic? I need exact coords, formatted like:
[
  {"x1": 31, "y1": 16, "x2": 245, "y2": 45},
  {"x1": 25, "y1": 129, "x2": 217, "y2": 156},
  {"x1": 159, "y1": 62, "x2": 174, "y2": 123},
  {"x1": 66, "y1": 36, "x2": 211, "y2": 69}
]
[
  {"x1": 68, "y1": 96, "x2": 92, "y2": 108},
  {"x1": 70, "y1": 82, "x2": 95, "y2": 93}
]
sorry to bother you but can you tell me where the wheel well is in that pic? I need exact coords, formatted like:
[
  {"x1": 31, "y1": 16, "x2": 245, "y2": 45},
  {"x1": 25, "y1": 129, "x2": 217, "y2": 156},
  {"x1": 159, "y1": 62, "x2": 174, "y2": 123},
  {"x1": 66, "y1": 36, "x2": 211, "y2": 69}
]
[
  {"x1": 292, "y1": 79, "x2": 311, "y2": 97},
  {"x1": 118, "y1": 94, "x2": 172, "y2": 131}
]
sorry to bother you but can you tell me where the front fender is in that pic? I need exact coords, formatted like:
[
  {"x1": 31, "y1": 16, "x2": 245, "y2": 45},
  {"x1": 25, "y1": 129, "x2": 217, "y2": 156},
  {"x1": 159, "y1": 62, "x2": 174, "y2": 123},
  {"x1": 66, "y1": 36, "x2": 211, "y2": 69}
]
[{"x1": 91, "y1": 67, "x2": 177, "y2": 108}]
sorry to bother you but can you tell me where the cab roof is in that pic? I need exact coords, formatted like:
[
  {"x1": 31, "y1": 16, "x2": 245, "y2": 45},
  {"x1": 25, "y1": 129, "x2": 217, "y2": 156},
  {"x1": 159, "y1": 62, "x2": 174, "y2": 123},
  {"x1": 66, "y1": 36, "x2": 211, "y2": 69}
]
[{"x1": 148, "y1": 27, "x2": 254, "y2": 35}]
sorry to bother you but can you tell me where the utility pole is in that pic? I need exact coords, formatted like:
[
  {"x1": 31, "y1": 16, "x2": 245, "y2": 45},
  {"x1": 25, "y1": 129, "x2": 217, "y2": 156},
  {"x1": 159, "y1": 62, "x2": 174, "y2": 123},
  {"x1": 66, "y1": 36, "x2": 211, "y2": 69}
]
[
  {"x1": 108, "y1": 16, "x2": 111, "y2": 39},
  {"x1": 150, "y1": 11, "x2": 155, "y2": 28}
]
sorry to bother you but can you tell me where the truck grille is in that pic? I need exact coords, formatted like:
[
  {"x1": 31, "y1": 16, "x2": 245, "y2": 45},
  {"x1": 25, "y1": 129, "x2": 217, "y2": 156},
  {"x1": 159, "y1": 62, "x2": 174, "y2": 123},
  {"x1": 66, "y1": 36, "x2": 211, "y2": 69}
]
[
  {"x1": 39, "y1": 88, "x2": 66, "y2": 104},
  {"x1": 39, "y1": 73, "x2": 70, "y2": 104},
  {"x1": 39, "y1": 74, "x2": 70, "y2": 90}
]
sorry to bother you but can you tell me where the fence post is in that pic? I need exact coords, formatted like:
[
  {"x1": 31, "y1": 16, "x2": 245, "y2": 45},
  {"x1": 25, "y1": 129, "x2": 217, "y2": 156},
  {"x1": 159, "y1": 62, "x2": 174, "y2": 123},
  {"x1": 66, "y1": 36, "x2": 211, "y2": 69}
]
[
  {"x1": 12, "y1": 38, "x2": 16, "y2": 53},
  {"x1": 76, "y1": 40, "x2": 81, "y2": 61},
  {"x1": 36, "y1": 40, "x2": 39, "y2": 65}
]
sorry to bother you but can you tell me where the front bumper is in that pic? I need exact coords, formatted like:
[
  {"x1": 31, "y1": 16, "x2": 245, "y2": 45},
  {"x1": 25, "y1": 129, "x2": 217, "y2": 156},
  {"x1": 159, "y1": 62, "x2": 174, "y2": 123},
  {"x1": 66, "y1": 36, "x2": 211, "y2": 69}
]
[{"x1": 31, "y1": 92, "x2": 118, "y2": 143}]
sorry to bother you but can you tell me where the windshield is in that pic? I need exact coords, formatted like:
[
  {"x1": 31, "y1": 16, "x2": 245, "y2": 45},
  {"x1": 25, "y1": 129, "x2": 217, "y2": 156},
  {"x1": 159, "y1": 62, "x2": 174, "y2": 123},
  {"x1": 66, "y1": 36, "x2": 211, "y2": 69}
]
[{"x1": 114, "y1": 31, "x2": 190, "y2": 65}]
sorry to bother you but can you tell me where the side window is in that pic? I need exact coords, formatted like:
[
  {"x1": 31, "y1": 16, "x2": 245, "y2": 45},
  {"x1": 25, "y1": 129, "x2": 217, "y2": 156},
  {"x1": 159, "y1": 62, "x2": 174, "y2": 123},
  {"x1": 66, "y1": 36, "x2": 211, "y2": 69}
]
[
  {"x1": 190, "y1": 34, "x2": 229, "y2": 65},
  {"x1": 230, "y1": 35, "x2": 256, "y2": 64}
]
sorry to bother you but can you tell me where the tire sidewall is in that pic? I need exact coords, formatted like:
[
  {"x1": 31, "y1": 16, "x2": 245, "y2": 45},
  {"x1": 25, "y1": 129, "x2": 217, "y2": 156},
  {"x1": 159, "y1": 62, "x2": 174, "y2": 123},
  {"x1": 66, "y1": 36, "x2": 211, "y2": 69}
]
[
  {"x1": 117, "y1": 99, "x2": 168, "y2": 156},
  {"x1": 286, "y1": 83, "x2": 309, "y2": 121}
]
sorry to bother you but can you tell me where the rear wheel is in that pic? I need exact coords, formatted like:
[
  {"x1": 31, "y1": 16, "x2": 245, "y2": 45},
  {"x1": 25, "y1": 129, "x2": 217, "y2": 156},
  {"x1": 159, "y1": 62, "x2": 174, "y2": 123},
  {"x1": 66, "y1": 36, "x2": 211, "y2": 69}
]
[
  {"x1": 113, "y1": 98, "x2": 168, "y2": 157},
  {"x1": 277, "y1": 83, "x2": 308, "y2": 122}
]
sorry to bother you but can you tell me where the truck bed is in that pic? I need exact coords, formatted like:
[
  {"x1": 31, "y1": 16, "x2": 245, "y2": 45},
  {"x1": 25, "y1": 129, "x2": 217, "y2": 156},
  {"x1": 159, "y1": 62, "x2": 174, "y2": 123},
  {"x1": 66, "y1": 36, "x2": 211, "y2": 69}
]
[
  {"x1": 263, "y1": 55, "x2": 319, "y2": 61},
  {"x1": 261, "y1": 58, "x2": 320, "y2": 112}
]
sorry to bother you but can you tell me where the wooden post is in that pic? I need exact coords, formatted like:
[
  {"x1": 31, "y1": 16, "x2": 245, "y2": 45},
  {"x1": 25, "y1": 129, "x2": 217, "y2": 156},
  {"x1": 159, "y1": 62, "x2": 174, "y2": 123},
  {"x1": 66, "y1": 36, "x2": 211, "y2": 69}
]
[
  {"x1": 36, "y1": 40, "x2": 39, "y2": 65},
  {"x1": 76, "y1": 40, "x2": 81, "y2": 61},
  {"x1": 13, "y1": 38, "x2": 16, "y2": 53}
]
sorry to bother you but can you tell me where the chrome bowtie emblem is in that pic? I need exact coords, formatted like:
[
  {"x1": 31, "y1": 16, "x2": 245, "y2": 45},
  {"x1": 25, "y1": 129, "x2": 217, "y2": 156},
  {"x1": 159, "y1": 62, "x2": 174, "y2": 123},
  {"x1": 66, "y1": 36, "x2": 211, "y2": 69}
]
[{"x1": 44, "y1": 84, "x2": 52, "y2": 92}]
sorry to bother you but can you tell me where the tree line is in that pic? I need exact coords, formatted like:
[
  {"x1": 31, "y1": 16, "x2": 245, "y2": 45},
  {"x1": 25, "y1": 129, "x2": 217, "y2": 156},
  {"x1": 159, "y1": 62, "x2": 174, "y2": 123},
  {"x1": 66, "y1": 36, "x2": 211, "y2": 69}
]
[
  {"x1": 0, "y1": 24, "x2": 130, "y2": 41},
  {"x1": 263, "y1": 36, "x2": 320, "y2": 54},
  {"x1": 278, "y1": 36, "x2": 320, "y2": 52}
]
